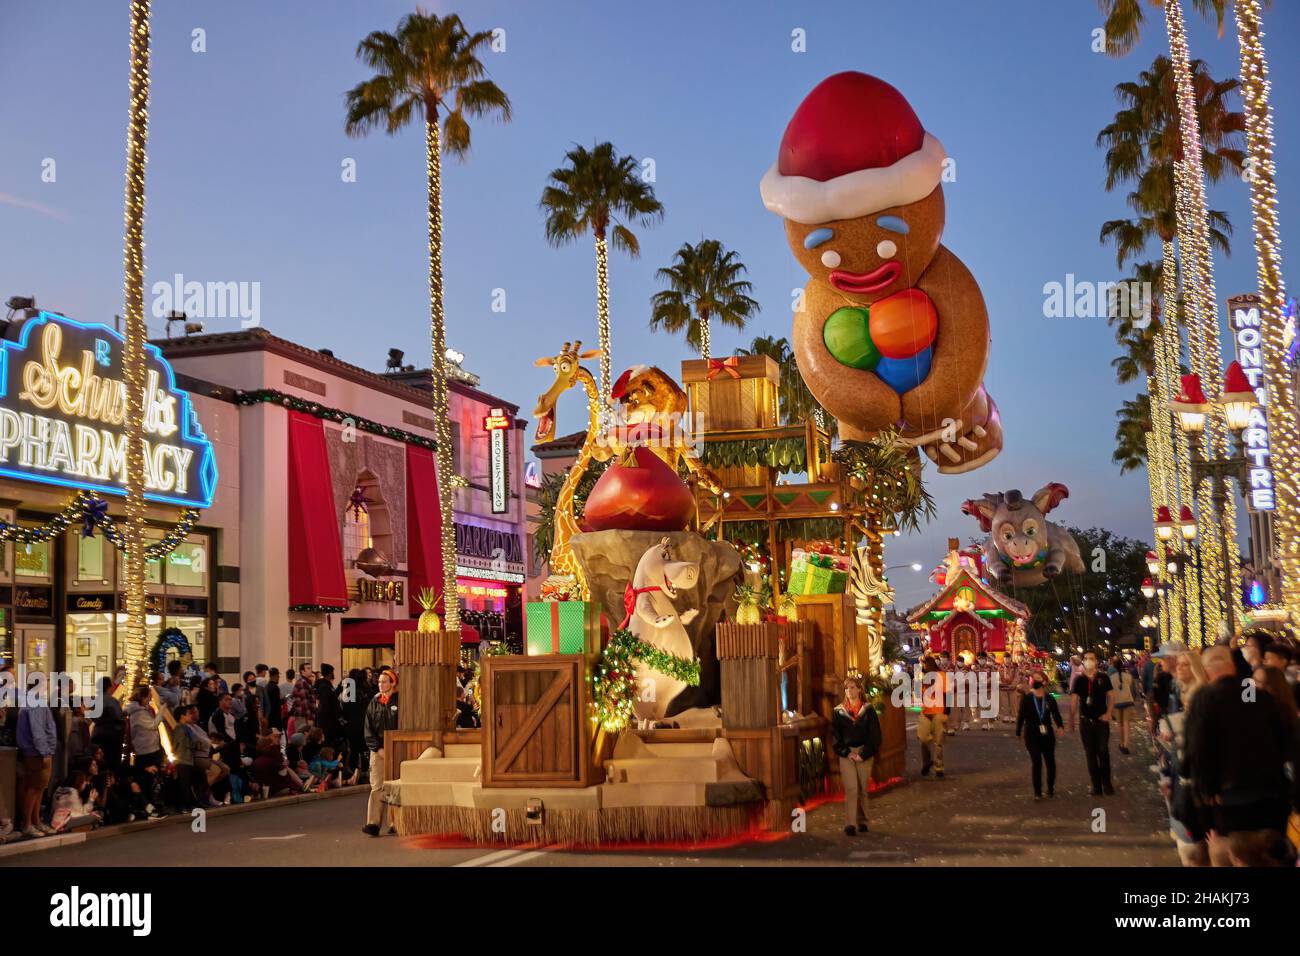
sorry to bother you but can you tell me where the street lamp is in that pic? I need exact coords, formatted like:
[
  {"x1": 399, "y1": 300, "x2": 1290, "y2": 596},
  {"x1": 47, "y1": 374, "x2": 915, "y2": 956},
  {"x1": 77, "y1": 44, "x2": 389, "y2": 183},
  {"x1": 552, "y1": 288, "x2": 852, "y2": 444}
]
[
  {"x1": 1169, "y1": 373, "x2": 1209, "y2": 434},
  {"x1": 1168, "y1": 367, "x2": 1254, "y2": 636},
  {"x1": 1220, "y1": 362, "x2": 1256, "y2": 431},
  {"x1": 1145, "y1": 550, "x2": 1160, "y2": 575},
  {"x1": 1154, "y1": 506, "x2": 1177, "y2": 541},
  {"x1": 1179, "y1": 505, "x2": 1197, "y2": 541},
  {"x1": 1141, "y1": 577, "x2": 1156, "y2": 599}
]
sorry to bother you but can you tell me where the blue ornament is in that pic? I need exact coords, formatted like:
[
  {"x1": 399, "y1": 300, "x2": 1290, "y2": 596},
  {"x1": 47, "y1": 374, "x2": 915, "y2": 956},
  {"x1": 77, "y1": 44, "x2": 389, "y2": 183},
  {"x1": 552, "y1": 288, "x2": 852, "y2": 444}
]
[{"x1": 874, "y1": 345, "x2": 933, "y2": 394}]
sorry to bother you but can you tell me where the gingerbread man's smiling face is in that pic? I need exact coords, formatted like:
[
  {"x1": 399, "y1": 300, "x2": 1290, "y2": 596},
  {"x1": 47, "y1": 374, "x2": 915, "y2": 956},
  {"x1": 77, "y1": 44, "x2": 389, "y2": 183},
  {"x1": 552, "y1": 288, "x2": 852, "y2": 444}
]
[{"x1": 784, "y1": 186, "x2": 945, "y2": 305}]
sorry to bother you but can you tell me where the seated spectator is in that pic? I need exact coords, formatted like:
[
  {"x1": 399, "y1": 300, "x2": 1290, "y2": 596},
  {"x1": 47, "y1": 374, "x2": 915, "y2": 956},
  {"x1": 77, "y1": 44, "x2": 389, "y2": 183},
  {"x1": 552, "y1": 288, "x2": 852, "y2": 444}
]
[{"x1": 251, "y1": 736, "x2": 314, "y2": 797}]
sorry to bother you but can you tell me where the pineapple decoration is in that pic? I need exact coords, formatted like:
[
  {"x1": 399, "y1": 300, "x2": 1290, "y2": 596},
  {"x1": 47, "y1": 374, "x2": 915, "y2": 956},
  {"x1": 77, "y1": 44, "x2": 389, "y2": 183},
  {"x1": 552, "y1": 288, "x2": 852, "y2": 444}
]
[
  {"x1": 734, "y1": 584, "x2": 763, "y2": 625},
  {"x1": 417, "y1": 587, "x2": 444, "y2": 633},
  {"x1": 778, "y1": 593, "x2": 799, "y2": 623}
]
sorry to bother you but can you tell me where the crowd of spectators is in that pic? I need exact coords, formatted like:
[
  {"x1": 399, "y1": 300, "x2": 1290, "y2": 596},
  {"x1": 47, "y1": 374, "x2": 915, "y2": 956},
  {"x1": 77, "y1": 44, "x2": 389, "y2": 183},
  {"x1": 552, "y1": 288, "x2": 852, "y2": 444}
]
[{"x1": 1, "y1": 660, "x2": 402, "y2": 842}]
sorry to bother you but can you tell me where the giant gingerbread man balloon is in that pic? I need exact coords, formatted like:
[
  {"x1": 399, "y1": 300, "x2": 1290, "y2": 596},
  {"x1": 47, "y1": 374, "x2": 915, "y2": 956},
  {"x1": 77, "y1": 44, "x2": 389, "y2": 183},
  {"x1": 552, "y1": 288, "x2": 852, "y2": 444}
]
[{"x1": 761, "y1": 72, "x2": 1002, "y2": 473}]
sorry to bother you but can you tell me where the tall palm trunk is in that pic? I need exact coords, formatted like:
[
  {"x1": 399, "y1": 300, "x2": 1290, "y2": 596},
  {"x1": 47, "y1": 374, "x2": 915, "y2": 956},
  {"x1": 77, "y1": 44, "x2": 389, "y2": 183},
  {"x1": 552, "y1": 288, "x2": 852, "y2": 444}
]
[
  {"x1": 594, "y1": 231, "x2": 611, "y2": 407},
  {"x1": 1163, "y1": 0, "x2": 1236, "y2": 641},
  {"x1": 121, "y1": 0, "x2": 151, "y2": 688},
  {"x1": 426, "y1": 117, "x2": 460, "y2": 631},
  {"x1": 699, "y1": 309, "x2": 711, "y2": 361},
  {"x1": 1234, "y1": 0, "x2": 1299, "y2": 618},
  {"x1": 1155, "y1": 241, "x2": 1190, "y2": 645}
]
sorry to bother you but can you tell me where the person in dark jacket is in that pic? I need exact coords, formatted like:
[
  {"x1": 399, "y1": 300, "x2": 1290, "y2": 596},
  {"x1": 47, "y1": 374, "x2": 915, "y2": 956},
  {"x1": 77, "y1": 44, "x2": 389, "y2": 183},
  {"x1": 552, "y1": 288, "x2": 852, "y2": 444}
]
[
  {"x1": 89, "y1": 677, "x2": 126, "y2": 772},
  {"x1": 830, "y1": 675, "x2": 882, "y2": 836},
  {"x1": 1185, "y1": 646, "x2": 1294, "y2": 866},
  {"x1": 1015, "y1": 678, "x2": 1064, "y2": 799},
  {"x1": 315, "y1": 664, "x2": 344, "y2": 748},
  {"x1": 265, "y1": 668, "x2": 284, "y2": 732},
  {"x1": 362, "y1": 668, "x2": 399, "y2": 836},
  {"x1": 342, "y1": 668, "x2": 372, "y2": 782}
]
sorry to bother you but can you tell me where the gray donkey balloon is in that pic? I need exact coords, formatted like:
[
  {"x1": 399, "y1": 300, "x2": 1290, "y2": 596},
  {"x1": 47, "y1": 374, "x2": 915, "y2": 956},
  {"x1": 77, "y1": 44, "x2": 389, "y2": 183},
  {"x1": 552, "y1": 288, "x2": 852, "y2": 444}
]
[{"x1": 961, "y1": 482, "x2": 1084, "y2": 588}]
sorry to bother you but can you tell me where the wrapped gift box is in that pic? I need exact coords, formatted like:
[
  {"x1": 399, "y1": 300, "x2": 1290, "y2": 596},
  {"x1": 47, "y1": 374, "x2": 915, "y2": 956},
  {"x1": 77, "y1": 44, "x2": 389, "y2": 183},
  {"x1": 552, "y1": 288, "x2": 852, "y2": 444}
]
[
  {"x1": 526, "y1": 600, "x2": 604, "y2": 656},
  {"x1": 681, "y1": 354, "x2": 780, "y2": 431},
  {"x1": 788, "y1": 565, "x2": 847, "y2": 595}
]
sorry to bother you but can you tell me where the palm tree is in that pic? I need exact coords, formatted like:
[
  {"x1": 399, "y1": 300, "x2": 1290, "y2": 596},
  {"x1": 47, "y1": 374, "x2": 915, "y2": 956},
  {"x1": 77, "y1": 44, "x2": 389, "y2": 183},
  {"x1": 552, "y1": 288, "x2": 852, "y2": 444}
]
[
  {"x1": 1231, "y1": 1, "x2": 1300, "y2": 611},
  {"x1": 120, "y1": 0, "x2": 152, "y2": 689},
  {"x1": 345, "y1": 12, "x2": 511, "y2": 632},
  {"x1": 1113, "y1": 394, "x2": 1153, "y2": 474},
  {"x1": 649, "y1": 239, "x2": 759, "y2": 359},
  {"x1": 540, "y1": 142, "x2": 664, "y2": 404}
]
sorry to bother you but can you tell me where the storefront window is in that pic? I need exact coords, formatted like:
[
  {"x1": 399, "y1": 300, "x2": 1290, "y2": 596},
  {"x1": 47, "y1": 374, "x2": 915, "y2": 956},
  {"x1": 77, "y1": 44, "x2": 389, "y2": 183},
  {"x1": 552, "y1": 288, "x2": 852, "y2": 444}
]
[
  {"x1": 73, "y1": 533, "x2": 112, "y2": 586},
  {"x1": 166, "y1": 535, "x2": 209, "y2": 590},
  {"x1": 0, "y1": 609, "x2": 11, "y2": 666},
  {"x1": 289, "y1": 623, "x2": 316, "y2": 672},
  {"x1": 15, "y1": 538, "x2": 51, "y2": 580},
  {"x1": 116, "y1": 531, "x2": 165, "y2": 586},
  {"x1": 66, "y1": 613, "x2": 114, "y2": 692}
]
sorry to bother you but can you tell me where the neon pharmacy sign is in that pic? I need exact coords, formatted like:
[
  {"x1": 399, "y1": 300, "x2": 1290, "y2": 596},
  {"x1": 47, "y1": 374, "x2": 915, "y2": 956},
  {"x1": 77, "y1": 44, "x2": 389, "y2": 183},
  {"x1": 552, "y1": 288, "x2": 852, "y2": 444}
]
[
  {"x1": 1228, "y1": 294, "x2": 1274, "y2": 512},
  {"x1": 0, "y1": 312, "x2": 217, "y2": 508}
]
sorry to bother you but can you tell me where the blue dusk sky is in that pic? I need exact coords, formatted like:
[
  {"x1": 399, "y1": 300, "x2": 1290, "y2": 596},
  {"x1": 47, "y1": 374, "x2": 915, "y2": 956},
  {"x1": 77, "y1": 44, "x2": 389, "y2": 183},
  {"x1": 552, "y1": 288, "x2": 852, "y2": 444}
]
[{"x1": 2, "y1": 0, "x2": 1298, "y2": 610}]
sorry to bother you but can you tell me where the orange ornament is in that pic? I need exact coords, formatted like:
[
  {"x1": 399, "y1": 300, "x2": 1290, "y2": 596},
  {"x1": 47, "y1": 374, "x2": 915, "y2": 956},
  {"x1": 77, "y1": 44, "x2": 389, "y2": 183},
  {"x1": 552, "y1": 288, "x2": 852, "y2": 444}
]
[{"x1": 869, "y1": 287, "x2": 938, "y2": 359}]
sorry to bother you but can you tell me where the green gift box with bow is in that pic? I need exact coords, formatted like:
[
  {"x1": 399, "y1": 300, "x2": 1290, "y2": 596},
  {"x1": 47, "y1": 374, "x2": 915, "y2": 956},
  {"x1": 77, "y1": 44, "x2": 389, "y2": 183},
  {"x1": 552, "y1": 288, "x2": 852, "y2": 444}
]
[{"x1": 525, "y1": 601, "x2": 604, "y2": 656}]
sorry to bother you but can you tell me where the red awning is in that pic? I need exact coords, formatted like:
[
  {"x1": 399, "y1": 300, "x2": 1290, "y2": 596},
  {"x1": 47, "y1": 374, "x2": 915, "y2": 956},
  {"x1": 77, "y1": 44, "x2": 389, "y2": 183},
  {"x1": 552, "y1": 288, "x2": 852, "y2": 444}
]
[
  {"x1": 342, "y1": 619, "x2": 480, "y2": 648},
  {"x1": 287, "y1": 411, "x2": 348, "y2": 608},
  {"x1": 406, "y1": 445, "x2": 445, "y2": 617}
]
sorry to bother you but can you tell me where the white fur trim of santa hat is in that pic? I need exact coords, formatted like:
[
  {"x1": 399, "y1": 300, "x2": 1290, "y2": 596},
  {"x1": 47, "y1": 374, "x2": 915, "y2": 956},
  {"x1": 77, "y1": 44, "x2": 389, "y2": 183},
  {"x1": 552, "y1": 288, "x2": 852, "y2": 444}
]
[{"x1": 760, "y1": 133, "x2": 946, "y2": 224}]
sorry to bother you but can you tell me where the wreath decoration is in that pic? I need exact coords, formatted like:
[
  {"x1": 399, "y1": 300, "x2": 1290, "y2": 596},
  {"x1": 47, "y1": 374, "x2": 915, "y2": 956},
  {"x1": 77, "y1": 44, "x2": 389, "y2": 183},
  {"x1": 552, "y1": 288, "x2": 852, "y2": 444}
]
[{"x1": 150, "y1": 627, "x2": 193, "y2": 679}]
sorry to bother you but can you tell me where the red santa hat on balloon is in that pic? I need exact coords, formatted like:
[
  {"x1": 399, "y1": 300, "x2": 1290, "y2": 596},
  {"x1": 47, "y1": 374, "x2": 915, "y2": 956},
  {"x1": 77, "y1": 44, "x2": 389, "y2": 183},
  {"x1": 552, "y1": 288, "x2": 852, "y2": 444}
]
[{"x1": 760, "y1": 72, "x2": 947, "y2": 225}]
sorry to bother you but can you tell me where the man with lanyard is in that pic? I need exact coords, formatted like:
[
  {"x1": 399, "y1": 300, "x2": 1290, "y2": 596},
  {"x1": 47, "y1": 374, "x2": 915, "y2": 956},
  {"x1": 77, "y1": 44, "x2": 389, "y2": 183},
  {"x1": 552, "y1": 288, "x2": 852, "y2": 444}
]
[{"x1": 1073, "y1": 651, "x2": 1115, "y2": 796}]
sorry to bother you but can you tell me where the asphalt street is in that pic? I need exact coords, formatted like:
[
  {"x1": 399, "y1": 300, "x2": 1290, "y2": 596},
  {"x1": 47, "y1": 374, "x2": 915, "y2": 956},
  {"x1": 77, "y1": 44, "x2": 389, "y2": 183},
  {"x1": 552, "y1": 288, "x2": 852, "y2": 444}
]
[{"x1": 4, "y1": 709, "x2": 1176, "y2": 868}]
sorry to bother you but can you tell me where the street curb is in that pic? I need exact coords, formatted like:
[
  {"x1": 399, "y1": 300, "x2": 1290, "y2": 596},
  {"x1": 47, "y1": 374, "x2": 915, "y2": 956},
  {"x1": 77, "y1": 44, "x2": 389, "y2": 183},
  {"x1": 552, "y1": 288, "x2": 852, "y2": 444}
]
[{"x1": 0, "y1": 784, "x2": 367, "y2": 860}]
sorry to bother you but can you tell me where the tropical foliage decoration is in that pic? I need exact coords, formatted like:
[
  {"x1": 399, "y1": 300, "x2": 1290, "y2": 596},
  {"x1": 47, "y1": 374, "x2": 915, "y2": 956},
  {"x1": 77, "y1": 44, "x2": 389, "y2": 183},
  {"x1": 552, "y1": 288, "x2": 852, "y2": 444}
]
[
  {"x1": 532, "y1": 458, "x2": 610, "y2": 564},
  {"x1": 700, "y1": 436, "x2": 807, "y2": 474}
]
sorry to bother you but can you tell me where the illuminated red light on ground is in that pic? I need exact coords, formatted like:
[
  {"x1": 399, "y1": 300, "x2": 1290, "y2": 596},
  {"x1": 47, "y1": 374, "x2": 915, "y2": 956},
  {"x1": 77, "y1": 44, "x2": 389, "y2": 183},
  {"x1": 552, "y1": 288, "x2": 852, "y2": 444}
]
[{"x1": 406, "y1": 778, "x2": 907, "y2": 854}]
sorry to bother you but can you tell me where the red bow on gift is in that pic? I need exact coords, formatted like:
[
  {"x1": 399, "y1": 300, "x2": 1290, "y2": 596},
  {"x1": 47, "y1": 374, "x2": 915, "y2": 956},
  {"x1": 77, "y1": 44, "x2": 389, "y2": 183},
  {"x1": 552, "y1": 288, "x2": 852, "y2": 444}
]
[
  {"x1": 706, "y1": 357, "x2": 740, "y2": 380},
  {"x1": 620, "y1": 581, "x2": 664, "y2": 629}
]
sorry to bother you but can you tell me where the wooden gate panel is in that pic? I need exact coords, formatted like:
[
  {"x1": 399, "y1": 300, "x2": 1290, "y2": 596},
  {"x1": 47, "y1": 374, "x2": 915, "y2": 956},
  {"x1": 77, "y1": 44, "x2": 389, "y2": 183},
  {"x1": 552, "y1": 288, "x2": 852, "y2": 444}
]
[{"x1": 481, "y1": 654, "x2": 600, "y2": 788}]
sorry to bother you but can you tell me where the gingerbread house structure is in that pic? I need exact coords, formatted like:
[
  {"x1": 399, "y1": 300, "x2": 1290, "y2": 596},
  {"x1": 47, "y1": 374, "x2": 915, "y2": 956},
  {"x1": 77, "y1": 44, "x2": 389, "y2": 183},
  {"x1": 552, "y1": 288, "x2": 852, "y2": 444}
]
[{"x1": 908, "y1": 542, "x2": 1029, "y2": 659}]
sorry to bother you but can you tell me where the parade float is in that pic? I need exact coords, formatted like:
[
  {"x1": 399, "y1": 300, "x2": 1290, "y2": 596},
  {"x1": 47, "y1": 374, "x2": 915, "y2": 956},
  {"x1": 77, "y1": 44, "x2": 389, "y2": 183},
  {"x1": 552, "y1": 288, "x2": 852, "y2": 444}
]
[
  {"x1": 382, "y1": 69, "x2": 1008, "y2": 845},
  {"x1": 908, "y1": 539, "x2": 1030, "y2": 659}
]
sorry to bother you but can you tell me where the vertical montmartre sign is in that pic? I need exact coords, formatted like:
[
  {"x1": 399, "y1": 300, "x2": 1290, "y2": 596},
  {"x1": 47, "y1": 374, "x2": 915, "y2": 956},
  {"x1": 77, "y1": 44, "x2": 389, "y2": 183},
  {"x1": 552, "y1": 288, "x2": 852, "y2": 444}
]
[
  {"x1": 1227, "y1": 293, "x2": 1274, "y2": 512},
  {"x1": 0, "y1": 311, "x2": 217, "y2": 508}
]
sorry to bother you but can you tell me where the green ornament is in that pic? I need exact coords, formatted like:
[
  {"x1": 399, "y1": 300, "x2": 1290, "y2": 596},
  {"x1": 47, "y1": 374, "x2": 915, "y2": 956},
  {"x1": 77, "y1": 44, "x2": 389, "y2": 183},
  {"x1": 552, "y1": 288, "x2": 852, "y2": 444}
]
[{"x1": 823, "y1": 307, "x2": 880, "y2": 370}]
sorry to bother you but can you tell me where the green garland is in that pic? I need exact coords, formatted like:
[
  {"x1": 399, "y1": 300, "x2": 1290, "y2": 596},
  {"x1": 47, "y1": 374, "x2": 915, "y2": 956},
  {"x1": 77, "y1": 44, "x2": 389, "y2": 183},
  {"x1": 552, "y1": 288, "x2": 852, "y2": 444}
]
[
  {"x1": 589, "y1": 628, "x2": 701, "y2": 732},
  {"x1": 722, "y1": 516, "x2": 847, "y2": 546},
  {"x1": 0, "y1": 490, "x2": 199, "y2": 560},
  {"x1": 289, "y1": 602, "x2": 350, "y2": 614},
  {"x1": 233, "y1": 389, "x2": 438, "y2": 450},
  {"x1": 701, "y1": 436, "x2": 807, "y2": 474}
]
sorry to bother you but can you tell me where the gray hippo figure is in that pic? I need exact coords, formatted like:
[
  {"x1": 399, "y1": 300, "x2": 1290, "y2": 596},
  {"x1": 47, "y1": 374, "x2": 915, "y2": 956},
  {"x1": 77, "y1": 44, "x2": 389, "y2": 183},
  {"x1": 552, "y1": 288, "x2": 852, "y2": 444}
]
[{"x1": 961, "y1": 483, "x2": 1084, "y2": 588}]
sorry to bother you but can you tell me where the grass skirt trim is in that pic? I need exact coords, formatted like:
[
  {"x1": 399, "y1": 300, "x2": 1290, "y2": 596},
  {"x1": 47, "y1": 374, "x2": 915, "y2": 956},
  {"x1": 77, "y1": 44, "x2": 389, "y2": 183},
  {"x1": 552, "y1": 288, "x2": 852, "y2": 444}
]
[{"x1": 395, "y1": 803, "x2": 758, "y2": 845}]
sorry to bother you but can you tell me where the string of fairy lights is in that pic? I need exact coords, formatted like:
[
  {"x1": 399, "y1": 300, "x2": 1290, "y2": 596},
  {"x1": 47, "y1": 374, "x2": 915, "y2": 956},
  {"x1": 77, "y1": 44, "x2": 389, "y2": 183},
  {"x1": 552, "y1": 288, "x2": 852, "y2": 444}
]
[
  {"x1": 1137, "y1": 0, "x2": 1300, "y2": 643},
  {"x1": 425, "y1": 117, "x2": 462, "y2": 634},
  {"x1": 120, "y1": 0, "x2": 152, "y2": 690},
  {"x1": 594, "y1": 233, "x2": 612, "y2": 408},
  {"x1": 1235, "y1": 0, "x2": 1300, "y2": 614}
]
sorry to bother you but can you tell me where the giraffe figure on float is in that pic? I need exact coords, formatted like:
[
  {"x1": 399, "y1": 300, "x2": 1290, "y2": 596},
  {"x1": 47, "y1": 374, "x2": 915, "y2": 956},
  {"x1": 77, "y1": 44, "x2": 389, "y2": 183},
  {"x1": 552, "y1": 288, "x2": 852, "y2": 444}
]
[{"x1": 533, "y1": 341, "x2": 607, "y2": 598}]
